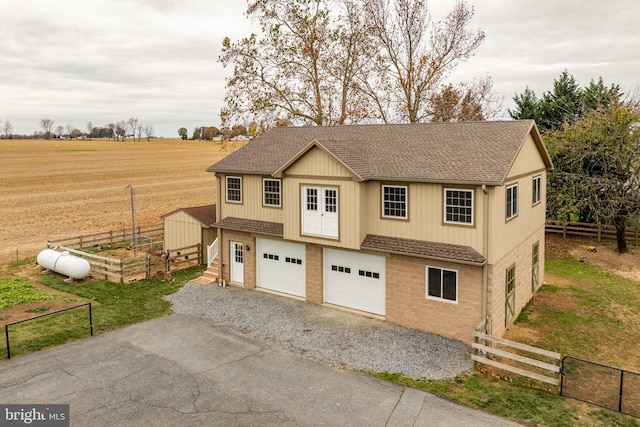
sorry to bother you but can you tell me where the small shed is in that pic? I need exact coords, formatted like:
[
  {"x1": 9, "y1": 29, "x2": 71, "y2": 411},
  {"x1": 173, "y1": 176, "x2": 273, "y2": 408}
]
[{"x1": 162, "y1": 204, "x2": 216, "y2": 265}]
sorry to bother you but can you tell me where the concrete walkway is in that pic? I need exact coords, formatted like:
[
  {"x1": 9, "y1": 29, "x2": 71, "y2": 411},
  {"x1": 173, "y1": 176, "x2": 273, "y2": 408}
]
[{"x1": 0, "y1": 314, "x2": 522, "y2": 426}]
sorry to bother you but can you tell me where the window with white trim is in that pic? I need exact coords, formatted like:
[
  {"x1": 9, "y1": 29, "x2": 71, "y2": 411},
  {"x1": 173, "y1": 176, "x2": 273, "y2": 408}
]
[
  {"x1": 444, "y1": 188, "x2": 474, "y2": 225},
  {"x1": 382, "y1": 185, "x2": 407, "y2": 219},
  {"x1": 506, "y1": 183, "x2": 518, "y2": 220},
  {"x1": 426, "y1": 267, "x2": 458, "y2": 302},
  {"x1": 226, "y1": 176, "x2": 242, "y2": 203},
  {"x1": 532, "y1": 176, "x2": 541, "y2": 205},
  {"x1": 263, "y1": 178, "x2": 281, "y2": 207}
]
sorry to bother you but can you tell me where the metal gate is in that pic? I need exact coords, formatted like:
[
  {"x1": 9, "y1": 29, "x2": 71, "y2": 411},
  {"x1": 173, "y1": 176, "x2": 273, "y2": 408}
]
[{"x1": 561, "y1": 356, "x2": 640, "y2": 418}]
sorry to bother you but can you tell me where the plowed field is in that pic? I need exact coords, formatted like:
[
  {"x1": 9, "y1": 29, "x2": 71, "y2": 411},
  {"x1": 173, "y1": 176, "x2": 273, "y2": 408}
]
[{"x1": 1, "y1": 138, "x2": 242, "y2": 263}]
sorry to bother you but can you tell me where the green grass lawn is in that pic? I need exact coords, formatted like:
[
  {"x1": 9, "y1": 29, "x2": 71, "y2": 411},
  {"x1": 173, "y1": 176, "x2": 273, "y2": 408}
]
[
  {"x1": 1, "y1": 251, "x2": 639, "y2": 426},
  {"x1": 371, "y1": 252, "x2": 640, "y2": 426},
  {"x1": 0, "y1": 266, "x2": 204, "y2": 359}
]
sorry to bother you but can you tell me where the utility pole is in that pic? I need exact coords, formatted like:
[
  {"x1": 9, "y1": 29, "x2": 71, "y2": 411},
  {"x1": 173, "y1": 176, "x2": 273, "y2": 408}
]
[{"x1": 125, "y1": 184, "x2": 137, "y2": 256}]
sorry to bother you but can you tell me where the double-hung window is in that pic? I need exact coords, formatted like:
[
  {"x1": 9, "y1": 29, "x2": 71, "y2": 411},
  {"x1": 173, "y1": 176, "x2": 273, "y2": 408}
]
[
  {"x1": 382, "y1": 185, "x2": 408, "y2": 219},
  {"x1": 506, "y1": 183, "x2": 518, "y2": 220},
  {"x1": 426, "y1": 267, "x2": 458, "y2": 302},
  {"x1": 444, "y1": 189, "x2": 473, "y2": 225},
  {"x1": 263, "y1": 178, "x2": 281, "y2": 207},
  {"x1": 532, "y1": 176, "x2": 541, "y2": 205},
  {"x1": 226, "y1": 176, "x2": 242, "y2": 203}
]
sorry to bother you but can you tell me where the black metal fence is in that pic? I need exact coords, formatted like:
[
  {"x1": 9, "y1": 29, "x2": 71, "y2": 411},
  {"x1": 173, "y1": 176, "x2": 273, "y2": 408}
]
[
  {"x1": 4, "y1": 303, "x2": 93, "y2": 359},
  {"x1": 561, "y1": 356, "x2": 640, "y2": 418}
]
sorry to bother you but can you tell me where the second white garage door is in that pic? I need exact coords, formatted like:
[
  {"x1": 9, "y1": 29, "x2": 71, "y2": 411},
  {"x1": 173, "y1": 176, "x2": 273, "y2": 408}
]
[
  {"x1": 324, "y1": 248, "x2": 386, "y2": 316},
  {"x1": 256, "y1": 238, "x2": 306, "y2": 298}
]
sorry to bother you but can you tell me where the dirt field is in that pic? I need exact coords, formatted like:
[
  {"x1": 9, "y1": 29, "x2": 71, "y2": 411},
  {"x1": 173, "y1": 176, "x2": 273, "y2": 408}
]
[{"x1": 0, "y1": 138, "x2": 243, "y2": 264}]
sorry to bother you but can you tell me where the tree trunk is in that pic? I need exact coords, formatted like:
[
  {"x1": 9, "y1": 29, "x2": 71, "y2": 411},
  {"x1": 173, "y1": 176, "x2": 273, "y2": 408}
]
[{"x1": 613, "y1": 216, "x2": 628, "y2": 254}]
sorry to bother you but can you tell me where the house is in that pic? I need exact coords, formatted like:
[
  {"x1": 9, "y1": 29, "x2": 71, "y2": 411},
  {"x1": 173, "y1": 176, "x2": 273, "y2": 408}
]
[
  {"x1": 162, "y1": 204, "x2": 217, "y2": 268},
  {"x1": 205, "y1": 121, "x2": 553, "y2": 341}
]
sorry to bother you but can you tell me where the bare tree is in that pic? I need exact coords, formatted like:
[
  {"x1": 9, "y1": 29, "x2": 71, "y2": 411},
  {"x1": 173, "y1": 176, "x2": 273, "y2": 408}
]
[
  {"x1": 40, "y1": 119, "x2": 55, "y2": 140},
  {"x1": 220, "y1": 0, "x2": 373, "y2": 126},
  {"x1": 1, "y1": 119, "x2": 14, "y2": 139},
  {"x1": 116, "y1": 121, "x2": 127, "y2": 141},
  {"x1": 136, "y1": 121, "x2": 144, "y2": 141},
  {"x1": 363, "y1": 0, "x2": 485, "y2": 122},
  {"x1": 127, "y1": 117, "x2": 139, "y2": 141},
  {"x1": 87, "y1": 121, "x2": 93, "y2": 140},
  {"x1": 428, "y1": 76, "x2": 502, "y2": 122},
  {"x1": 143, "y1": 124, "x2": 154, "y2": 141},
  {"x1": 107, "y1": 123, "x2": 117, "y2": 141},
  {"x1": 65, "y1": 123, "x2": 75, "y2": 138}
]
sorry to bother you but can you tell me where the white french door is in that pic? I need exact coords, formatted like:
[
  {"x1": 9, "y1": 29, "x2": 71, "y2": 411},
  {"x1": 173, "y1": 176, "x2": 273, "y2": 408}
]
[{"x1": 302, "y1": 186, "x2": 338, "y2": 238}]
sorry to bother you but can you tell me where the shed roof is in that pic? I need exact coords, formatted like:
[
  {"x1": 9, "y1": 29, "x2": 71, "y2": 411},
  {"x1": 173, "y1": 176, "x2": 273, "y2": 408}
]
[
  {"x1": 361, "y1": 234, "x2": 485, "y2": 266},
  {"x1": 207, "y1": 121, "x2": 552, "y2": 186}
]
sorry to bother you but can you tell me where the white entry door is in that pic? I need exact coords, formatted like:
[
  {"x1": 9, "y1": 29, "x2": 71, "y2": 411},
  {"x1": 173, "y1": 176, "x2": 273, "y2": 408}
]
[
  {"x1": 302, "y1": 186, "x2": 338, "y2": 238},
  {"x1": 230, "y1": 241, "x2": 244, "y2": 284}
]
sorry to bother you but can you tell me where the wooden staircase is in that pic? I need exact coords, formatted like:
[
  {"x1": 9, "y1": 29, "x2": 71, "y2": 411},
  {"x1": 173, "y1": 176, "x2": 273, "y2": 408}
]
[{"x1": 191, "y1": 237, "x2": 220, "y2": 285}]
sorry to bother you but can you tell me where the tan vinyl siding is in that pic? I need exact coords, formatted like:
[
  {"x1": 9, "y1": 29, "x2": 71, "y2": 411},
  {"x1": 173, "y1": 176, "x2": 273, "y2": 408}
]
[
  {"x1": 489, "y1": 174, "x2": 547, "y2": 264},
  {"x1": 164, "y1": 211, "x2": 202, "y2": 252},
  {"x1": 219, "y1": 174, "x2": 284, "y2": 223},
  {"x1": 363, "y1": 182, "x2": 485, "y2": 254},
  {"x1": 285, "y1": 146, "x2": 355, "y2": 178},
  {"x1": 507, "y1": 134, "x2": 547, "y2": 178},
  {"x1": 279, "y1": 148, "x2": 362, "y2": 249},
  {"x1": 282, "y1": 177, "x2": 362, "y2": 249}
]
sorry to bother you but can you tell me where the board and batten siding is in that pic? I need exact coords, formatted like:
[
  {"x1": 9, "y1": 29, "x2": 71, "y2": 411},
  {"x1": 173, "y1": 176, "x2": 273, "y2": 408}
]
[
  {"x1": 363, "y1": 181, "x2": 485, "y2": 255},
  {"x1": 218, "y1": 174, "x2": 285, "y2": 224},
  {"x1": 164, "y1": 211, "x2": 202, "y2": 252},
  {"x1": 285, "y1": 146, "x2": 355, "y2": 179},
  {"x1": 282, "y1": 148, "x2": 362, "y2": 249},
  {"x1": 488, "y1": 134, "x2": 548, "y2": 264}
]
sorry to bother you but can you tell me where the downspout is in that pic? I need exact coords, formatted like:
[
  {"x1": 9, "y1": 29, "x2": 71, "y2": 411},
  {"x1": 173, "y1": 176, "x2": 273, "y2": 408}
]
[
  {"x1": 215, "y1": 173, "x2": 224, "y2": 286},
  {"x1": 482, "y1": 184, "x2": 490, "y2": 334}
]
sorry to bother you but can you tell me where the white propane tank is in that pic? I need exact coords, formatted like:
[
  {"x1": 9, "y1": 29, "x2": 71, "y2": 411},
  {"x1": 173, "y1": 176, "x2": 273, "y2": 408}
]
[{"x1": 37, "y1": 249, "x2": 91, "y2": 280}]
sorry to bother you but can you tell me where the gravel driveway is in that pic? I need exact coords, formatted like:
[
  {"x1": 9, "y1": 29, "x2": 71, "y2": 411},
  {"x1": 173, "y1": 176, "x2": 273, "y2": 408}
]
[{"x1": 167, "y1": 283, "x2": 473, "y2": 379}]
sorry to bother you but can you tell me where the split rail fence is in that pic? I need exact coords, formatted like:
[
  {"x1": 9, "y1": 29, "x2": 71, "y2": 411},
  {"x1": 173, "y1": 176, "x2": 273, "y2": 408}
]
[
  {"x1": 546, "y1": 220, "x2": 640, "y2": 245},
  {"x1": 472, "y1": 330, "x2": 561, "y2": 387},
  {"x1": 47, "y1": 223, "x2": 164, "y2": 252},
  {"x1": 46, "y1": 223, "x2": 201, "y2": 283}
]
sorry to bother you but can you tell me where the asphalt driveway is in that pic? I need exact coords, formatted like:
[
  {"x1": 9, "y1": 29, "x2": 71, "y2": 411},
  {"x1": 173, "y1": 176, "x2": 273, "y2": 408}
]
[{"x1": 0, "y1": 313, "x2": 522, "y2": 426}]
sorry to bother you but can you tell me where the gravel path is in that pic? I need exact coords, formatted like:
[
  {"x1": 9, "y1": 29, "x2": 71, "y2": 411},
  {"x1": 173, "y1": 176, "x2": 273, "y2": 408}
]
[{"x1": 166, "y1": 282, "x2": 473, "y2": 379}]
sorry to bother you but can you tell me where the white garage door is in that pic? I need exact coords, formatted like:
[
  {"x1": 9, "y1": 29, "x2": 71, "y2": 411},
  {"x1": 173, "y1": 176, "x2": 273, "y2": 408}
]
[
  {"x1": 324, "y1": 248, "x2": 386, "y2": 315},
  {"x1": 256, "y1": 238, "x2": 306, "y2": 297}
]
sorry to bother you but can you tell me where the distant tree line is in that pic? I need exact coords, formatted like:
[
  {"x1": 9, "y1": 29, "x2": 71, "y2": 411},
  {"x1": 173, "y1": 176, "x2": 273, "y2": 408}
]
[
  {"x1": 35, "y1": 117, "x2": 155, "y2": 141},
  {"x1": 179, "y1": 122, "x2": 260, "y2": 140}
]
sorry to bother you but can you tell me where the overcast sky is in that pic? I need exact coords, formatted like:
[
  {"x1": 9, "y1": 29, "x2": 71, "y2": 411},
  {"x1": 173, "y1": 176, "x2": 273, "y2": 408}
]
[{"x1": 1, "y1": 0, "x2": 638, "y2": 138}]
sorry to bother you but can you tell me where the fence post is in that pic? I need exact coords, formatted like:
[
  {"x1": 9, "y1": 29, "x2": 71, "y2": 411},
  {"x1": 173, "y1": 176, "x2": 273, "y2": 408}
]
[
  {"x1": 598, "y1": 223, "x2": 602, "y2": 242},
  {"x1": 563, "y1": 223, "x2": 567, "y2": 239},
  {"x1": 5, "y1": 325, "x2": 10, "y2": 360}
]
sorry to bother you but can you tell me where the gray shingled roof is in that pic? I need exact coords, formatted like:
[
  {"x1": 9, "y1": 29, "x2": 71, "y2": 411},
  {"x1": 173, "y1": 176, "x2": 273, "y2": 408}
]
[
  {"x1": 207, "y1": 121, "x2": 551, "y2": 185},
  {"x1": 162, "y1": 204, "x2": 217, "y2": 227},
  {"x1": 213, "y1": 217, "x2": 283, "y2": 237},
  {"x1": 361, "y1": 234, "x2": 485, "y2": 265}
]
